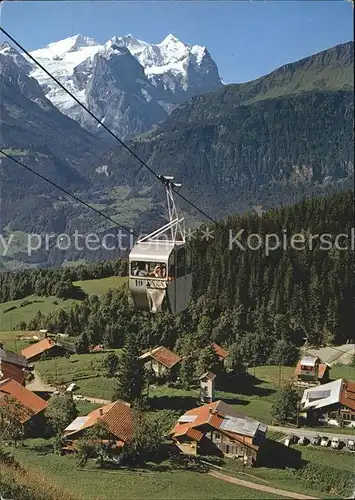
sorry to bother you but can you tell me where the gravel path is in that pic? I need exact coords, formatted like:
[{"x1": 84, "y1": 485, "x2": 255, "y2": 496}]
[{"x1": 208, "y1": 470, "x2": 318, "y2": 499}]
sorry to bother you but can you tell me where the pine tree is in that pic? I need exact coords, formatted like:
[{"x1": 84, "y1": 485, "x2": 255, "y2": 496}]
[
  {"x1": 271, "y1": 382, "x2": 300, "y2": 424},
  {"x1": 113, "y1": 335, "x2": 146, "y2": 404},
  {"x1": 179, "y1": 355, "x2": 197, "y2": 389},
  {"x1": 196, "y1": 345, "x2": 219, "y2": 377}
]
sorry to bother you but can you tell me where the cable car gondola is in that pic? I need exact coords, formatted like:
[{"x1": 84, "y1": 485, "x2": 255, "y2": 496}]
[{"x1": 129, "y1": 176, "x2": 192, "y2": 313}]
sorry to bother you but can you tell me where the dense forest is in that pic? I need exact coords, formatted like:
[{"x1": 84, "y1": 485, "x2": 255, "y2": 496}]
[
  {"x1": 0, "y1": 260, "x2": 128, "y2": 302},
  {"x1": 7, "y1": 190, "x2": 353, "y2": 368}
]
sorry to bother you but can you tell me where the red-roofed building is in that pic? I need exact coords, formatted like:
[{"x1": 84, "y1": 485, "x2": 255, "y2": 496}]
[
  {"x1": 139, "y1": 346, "x2": 182, "y2": 379},
  {"x1": 0, "y1": 361, "x2": 26, "y2": 385},
  {"x1": 170, "y1": 400, "x2": 267, "y2": 466},
  {"x1": 300, "y1": 378, "x2": 355, "y2": 427},
  {"x1": 0, "y1": 344, "x2": 31, "y2": 385},
  {"x1": 294, "y1": 356, "x2": 329, "y2": 385},
  {"x1": 340, "y1": 380, "x2": 355, "y2": 425},
  {"x1": 0, "y1": 378, "x2": 47, "y2": 434},
  {"x1": 211, "y1": 343, "x2": 229, "y2": 361},
  {"x1": 90, "y1": 344, "x2": 104, "y2": 353},
  {"x1": 21, "y1": 338, "x2": 75, "y2": 362},
  {"x1": 63, "y1": 400, "x2": 133, "y2": 453}
]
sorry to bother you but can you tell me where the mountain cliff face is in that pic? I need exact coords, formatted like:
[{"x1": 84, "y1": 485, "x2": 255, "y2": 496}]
[
  {"x1": 0, "y1": 42, "x2": 112, "y2": 249},
  {"x1": 0, "y1": 42, "x2": 105, "y2": 191},
  {"x1": 27, "y1": 34, "x2": 223, "y2": 138},
  {"x1": 81, "y1": 42, "x2": 167, "y2": 138}
]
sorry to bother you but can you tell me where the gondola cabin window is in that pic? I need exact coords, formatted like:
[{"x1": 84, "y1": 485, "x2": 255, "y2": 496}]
[{"x1": 130, "y1": 261, "x2": 168, "y2": 279}]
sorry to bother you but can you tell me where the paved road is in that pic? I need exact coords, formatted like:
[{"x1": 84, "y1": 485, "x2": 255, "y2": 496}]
[
  {"x1": 269, "y1": 425, "x2": 355, "y2": 441},
  {"x1": 306, "y1": 343, "x2": 354, "y2": 366},
  {"x1": 83, "y1": 396, "x2": 111, "y2": 405},
  {"x1": 209, "y1": 470, "x2": 318, "y2": 499},
  {"x1": 26, "y1": 370, "x2": 55, "y2": 393}
]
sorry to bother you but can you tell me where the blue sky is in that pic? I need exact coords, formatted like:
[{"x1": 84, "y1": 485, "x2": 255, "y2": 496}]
[{"x1": 1, "y1": 1, "x2": 353, "y2": 83}]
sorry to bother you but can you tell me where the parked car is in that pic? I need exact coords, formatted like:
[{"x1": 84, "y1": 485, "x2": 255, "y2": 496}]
[
  {"x1": 66, "y1": 383, "x2": 76, "y2": 393},
  {"x1": 320, "y1": 436, "x2": 329, "y2": 447},
  {"x1": 298, "y1": 436, "x2": 308, "y2": 446},
  {"x1": 284, "y1": 434, "x2": 298, "y2": 446},
  {"x1": 310, "y1": 435, "x2": 321, "y2": 446},
  {"x1": 347, "y1": 439, "x2": 355, "y2": 451},
  {"x1": 331, "y1": 437, "x2": 340, "y2": 449},
  {"x1": 73, "y1": 394, "x2": 86, "y2": 401},
  {"x1": 284, "y1": 435, "x2": 293, "y2": 446}
]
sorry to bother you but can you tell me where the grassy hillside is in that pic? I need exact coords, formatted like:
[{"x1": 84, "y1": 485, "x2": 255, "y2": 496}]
[
  {"x1": 0, "y1": 295, "x2": 77, "y2": 331},
  {"x1": 221, "y1": 41, "x2": 354, "y2": 106},
  {"x1": 74, "y1": 276, "x2": 127, "y2": 296},
  {"x1": 34, "y1": 357, "x2": 353, "y2": 423},
  {"x1": 35, "y1": 351, "x2": 120, "y2": 398},
  {"x1": 331, "y1": 364, "x2": 355, "y2": 380},
  {"x1": 107, "y1": 43, "x2": 354, "y2": 220},
  {"x1": 0, "y1": 331, "x2": 32, "y2": 352},
  {"x1": 11, "y1": 445, "x2": 280, "y2": 500},
  {"x1": 0, "y1": 450, "x2": 79, "y2": 500},
  {"x1": 0, "y1": 276, "x2": 126, "y2": 331},
  {"x1": 10, "y1": 432, "x2": 354, "y2": 499}
]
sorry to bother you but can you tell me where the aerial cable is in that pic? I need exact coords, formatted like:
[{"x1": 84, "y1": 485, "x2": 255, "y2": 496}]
[
  {"x1": 0, "y1": 149, "x2": 139, "y2": 237},
  {"x1": 171, "y1": 187, "x2": 215, "y2": 223},
  {"x1": 0, "y1": 27, "x2": 217, "y2": 223},
  {"x1": 2, "y1": 90, "x2": 143, "y2": 173},
  {"x1": 0, "y1": 27, "x2": 160, "y2": 180}
]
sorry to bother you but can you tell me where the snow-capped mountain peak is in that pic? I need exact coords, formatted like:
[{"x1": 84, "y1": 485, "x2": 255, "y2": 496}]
[
  {"x1": 102, "y1": 39, "x2": 132, "y2": 58},
  {"x1": 190, "y1": 45, "x2": 207, "y2": 65},
  {"x1": 160, "y1": 33, "x2": 182, "y2": 45},
  {"x1": 112, "y1": 34, "x2": 147, "y2": 50},
  {"x1": 32, "y1": 34, "x2": 98, "y2": 59},
  {"x1": 24, "y1": 32, "x2": 222, "y2": 138},
  {"x1": 70, "y1": 34, "x2": 98, "y2": 51},
  {"x1": 0, "y1": 42, "x2": 32, "y2": 73},
  {"x1": 0, "y1": 42, "x2": 12, "y2": 55}
]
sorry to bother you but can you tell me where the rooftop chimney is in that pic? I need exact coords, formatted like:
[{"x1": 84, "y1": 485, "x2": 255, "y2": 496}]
[{"x1": 99, "y1": 408, "x2": 103, "y2": 416}]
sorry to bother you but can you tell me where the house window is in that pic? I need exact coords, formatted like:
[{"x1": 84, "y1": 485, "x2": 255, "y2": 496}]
[
  {"x1": 226, "y1": 445, "x2": 230, "y2": 454},
  {"x1": 214, "y1": 432, "x2": 222, "y2": 441},
  {"x1": 343, "y1": 413, "x2": 351, "y2": 421}
]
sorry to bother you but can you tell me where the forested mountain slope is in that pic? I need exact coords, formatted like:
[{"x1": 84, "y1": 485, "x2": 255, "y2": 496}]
[
  {"x1": 107, "y1": 88, "x2": 354, "y2": 217},
  {"x1": 197, "y1": 40, "x2": 353, "y2": 110}
]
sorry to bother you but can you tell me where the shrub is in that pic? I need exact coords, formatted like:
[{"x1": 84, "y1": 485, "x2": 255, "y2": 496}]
[{"x1": 295, "y1": 462, "x2": 354, "y2": 497}]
